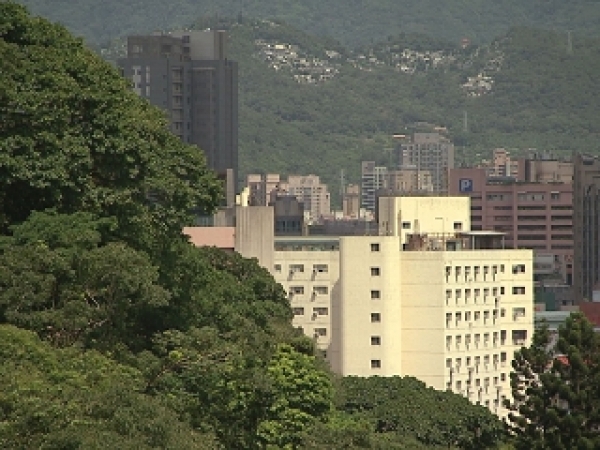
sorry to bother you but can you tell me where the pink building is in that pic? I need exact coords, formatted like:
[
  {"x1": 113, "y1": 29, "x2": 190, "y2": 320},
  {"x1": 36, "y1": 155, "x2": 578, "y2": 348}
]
[{"x1": 449, "y1": 163, "x2": 573, "y2": 284}]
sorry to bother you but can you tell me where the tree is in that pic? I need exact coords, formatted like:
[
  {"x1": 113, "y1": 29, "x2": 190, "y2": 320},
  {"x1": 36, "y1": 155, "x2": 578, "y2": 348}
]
[
  {"x1": 0, "y1": 211, "x2": 170, "y2": 350},
  {"x1": 505, "y1": 313, "x2": 600, "y2": 449},
  {"x1": 0, "y1": 2, "x2": 221, "y2": 255},
  {"x1": 0, "y1": 324, "x2": 217, "y2": 449},
  {"x1": 336, "y1": 376, "x2": 506, "y2": 449},
  {"x1": 257, "y1": 343, "x2": 333, "y2": 449}
]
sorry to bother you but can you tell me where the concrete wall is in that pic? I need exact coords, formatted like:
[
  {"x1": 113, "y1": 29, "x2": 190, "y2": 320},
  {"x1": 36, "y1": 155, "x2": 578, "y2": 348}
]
[
  {"x1": 378, "y1": 196, "x2": 471, "y2": 243},
  {"x1": 234, "y1": 206, "x2": 274, "y2": 271}
]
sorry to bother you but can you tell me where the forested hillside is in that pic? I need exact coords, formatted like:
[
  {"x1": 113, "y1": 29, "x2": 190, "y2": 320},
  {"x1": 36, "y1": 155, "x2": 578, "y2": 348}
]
[
  {"x1": 219, "y1": 20, "x2": 600, "y2": 195},
  {"x1": 17, "y1": 0, "x2": 600, "y2": 47}
]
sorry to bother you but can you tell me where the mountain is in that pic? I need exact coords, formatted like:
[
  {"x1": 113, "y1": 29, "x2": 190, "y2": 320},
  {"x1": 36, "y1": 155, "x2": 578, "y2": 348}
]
[
  {"x1": 17, "y1": 0, "x2": 600, "y2": 48},
  {"x1": 220, "y1": 20, "x2": 600, "y2": 199}
]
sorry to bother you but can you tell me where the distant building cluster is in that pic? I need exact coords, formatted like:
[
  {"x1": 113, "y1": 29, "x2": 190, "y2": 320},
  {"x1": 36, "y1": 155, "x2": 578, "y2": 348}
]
[{"x1": 254, "y1": 39, "x2": 340, "y2": 84}]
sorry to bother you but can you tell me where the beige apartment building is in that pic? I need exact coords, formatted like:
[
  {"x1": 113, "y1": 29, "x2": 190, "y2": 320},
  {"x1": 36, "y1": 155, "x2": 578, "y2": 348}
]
[
  {"x1": 273, "y1": 236, "x2": 340, "y2": 351},
  {"x1": 187, "y1": 197, "x2": 533, "y2": 417},
  {"x1": 328, "y1": 234, "x2": 533, "y2": 416}
]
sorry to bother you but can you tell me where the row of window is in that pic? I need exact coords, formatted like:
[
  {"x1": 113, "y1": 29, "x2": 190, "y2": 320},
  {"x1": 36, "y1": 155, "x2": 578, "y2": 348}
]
[
  {"x1": 277, "y1": 263, "x2": 329, "y2": 274},
  {"x1": 446, "y1": 352, "x2": 508, "y2": 371},
  {"x1": 485, "y1": 193, "x2": 563, "y2": 201},
  {"x1": 292, "y1": 307, "x2": 329, "y2": 316},
  {"x1": 288, "y1": 286, "x2": 329, "y2": 296}
]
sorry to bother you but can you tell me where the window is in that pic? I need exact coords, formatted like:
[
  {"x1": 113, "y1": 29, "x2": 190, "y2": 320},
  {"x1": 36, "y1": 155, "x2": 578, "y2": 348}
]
[
  {"x1": 371, "y1": 359, "x2": 381, "y2": 369},
  {"x1": 313, "y1": 264, "x2": 328, "y2": 273},
  {"x1": 289, "y1": 286, "x2": 304, "y2": 295},
  {"x1": 512, "y1": 264, "x2": 526, "y2": 274},
  {"x1": 371, "y1": 336, "x2": 381, "y2": 345},
  {"x1": 370, "y1": 243, "x2": 380, "y2": 252},
  {"x1": 371, "y1": 290, "x2": 381, "y2": 299},
  {"x1": 313, "y1": 307, "x2": 329, "y2": 316},
  {"x1": 512, "y1": 287, "x2": 526, "y2": 295},
  {"x1": 314, "y1": 327, "x2": 327, "y2": 337},
  {"x1": 289, "y1": 264, "x2": 304, "y2": 274},
  {"x1": 371, "y1": 267, "x2": 381, "y2": 276},
  {"x1": 454, "y1": 222, "x2": 463, "y2": 231},
  {"x1": 371, "y1": 313, "x2": 381, "y2": 322},
  {"x1": 446, "y1": 358, "x2": 452, "y2": 368},
  {"x1": 513, "y1": 307, "x2": 526, "y2": 318},
  {"x1": 313, "y1": 286, "x2": 329, "y2": 295},
  {"x1": 402, "y1": 221, "x2": 411, "y2": 229},
  {"x1": 446, "y1": 336, "x2": 452, "y2": 349},
  {"x1": 274, "y1": 264, "x2": 282, "y2": 273},
  {"x1": 292, "y1": 307, "x2": 304, "y2": 315}
]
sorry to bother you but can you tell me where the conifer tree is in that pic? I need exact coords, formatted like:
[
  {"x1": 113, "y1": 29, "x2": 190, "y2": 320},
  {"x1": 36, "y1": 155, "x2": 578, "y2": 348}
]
[{"x1": 505, "y1": 313, "x2": 600, "y2": 449}]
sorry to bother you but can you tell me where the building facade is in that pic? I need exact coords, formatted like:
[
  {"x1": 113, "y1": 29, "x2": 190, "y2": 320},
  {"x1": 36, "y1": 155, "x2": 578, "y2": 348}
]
[
  {"x1": 573, "y1": 154, "x2": 600, "y2": 303},
  {"x1": 273, "y1": 237, "x2": 340, "y2": 351},
  {"x1": 361, "y1": 161, "x2": 388, "y2": 213},
  {"x1": 118, "y1": 31, "x2": 239, "y2": 199},
  {"x1": 329, "y1": 234, "x2": 533, "y2": 416},
  {"x1": 396, "y1": 132, "x2": 455, "y2": 193},
  {"x1": 449, "y1": 164, "x2": 573, "y2": 285}
]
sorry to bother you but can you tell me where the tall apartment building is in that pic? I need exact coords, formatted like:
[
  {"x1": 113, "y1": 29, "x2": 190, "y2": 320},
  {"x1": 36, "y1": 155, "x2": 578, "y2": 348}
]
[
  {"x1": 449, "y1": 159, "x2": 574, "y2": 285},
  {"x1": 396, "y1": 132, "x2": 455, "y2": 193},
  {"x1": 329, "y1": 233, "x2": 532, "y2": 416},
  {"x1": 118, "y1": 31, "x2": 239, "y2": 200},
  {"x1": 573, "y1": 154, "x2": 600, "y2": 303},
  {"x1": 361, "y1": 162, "x2": 388, "y2": 213}
]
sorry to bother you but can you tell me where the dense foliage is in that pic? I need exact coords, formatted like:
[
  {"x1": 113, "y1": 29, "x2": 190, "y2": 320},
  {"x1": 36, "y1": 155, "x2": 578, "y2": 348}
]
[
  {"x1": 17, "y1": 0, "x2": 600, "y2": 47},
  {"x1": 1, "y1": 4, "x2": 510, "y2": 448},
  {"x1": 505, "y1": 313, "x2": 600, "y2": 449}
]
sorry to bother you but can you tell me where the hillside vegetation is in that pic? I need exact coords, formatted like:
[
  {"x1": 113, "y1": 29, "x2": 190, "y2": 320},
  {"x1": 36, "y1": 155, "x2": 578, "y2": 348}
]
[
  {"x1": 217, "y1": 20, "x2": 599, "y2": 194},
  {"x1": 17, "y1": 0, "x2": 600, "y2": 47}
]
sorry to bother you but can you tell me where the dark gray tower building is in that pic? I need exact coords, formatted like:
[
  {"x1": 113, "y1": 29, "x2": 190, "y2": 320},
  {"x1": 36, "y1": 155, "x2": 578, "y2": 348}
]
[
  {"x1": 573, "y1": 153, "x2": 600, "y2": 303},
  {"x1": 118, "y1": 30, "x2": 238, "y2": 205}
]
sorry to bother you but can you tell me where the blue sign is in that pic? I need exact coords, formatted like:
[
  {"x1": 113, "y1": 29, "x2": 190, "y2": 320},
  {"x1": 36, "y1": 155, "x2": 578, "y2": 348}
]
[{"x1": 459, "y1": 179, "x2": 473, "y2": 192}]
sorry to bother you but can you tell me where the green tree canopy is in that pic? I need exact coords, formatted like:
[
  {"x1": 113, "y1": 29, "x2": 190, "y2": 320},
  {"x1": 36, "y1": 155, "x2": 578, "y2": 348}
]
[
  {"x1": 506, "y1": 313, "x2": 600, "y2": 449},
  {"x1": 0, "y1": 2, "x2": 221, "y2": 253}
]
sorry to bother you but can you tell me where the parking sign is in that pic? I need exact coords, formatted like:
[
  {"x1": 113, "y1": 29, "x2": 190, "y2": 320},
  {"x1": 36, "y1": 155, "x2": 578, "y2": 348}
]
[{"x1": 459, "y1": 179, "x2": 473, "y2": 192}]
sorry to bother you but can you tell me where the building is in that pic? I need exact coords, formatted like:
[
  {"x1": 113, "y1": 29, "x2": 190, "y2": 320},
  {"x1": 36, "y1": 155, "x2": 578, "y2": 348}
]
[
  {"x1": 396, "y1": 132, "x2": 455, "y2": 193},
  {"x1": 273, "y1": 236, "x2": 340, "y2": 351},
  {"x1": 361, "y1": 162, "x2": 388, "y2": 213},
  {"x1": 285, "y1": 175, "x2": 331, "y2": 220},
  {"x1": 188, "y1": 196, "x2": 534, "y2": 417},
  {"x1": 245, "y1": 174, "x2": 331, "y2": 221},
  {"x1": 118, "y1": 30, "x2": 239, "y2": 202},
  {"x1": 386, "y1": 167, "x2": 434, "y2": 193},
  {"x1": 573, "y1": 154, "x2": 600, "y2": 303},
  {"x1": 269, "y1": 191, "x2": 305, "y2": 236},
  {"x1": 328, "y1": 233, "x2": 533, "y2": 416},
  {"x1": 342, "y1": 184, "x2": 360, "y2": 218},
  {"x1": 377, "y1": 195, "x2": 471, "y2": 244},
  {"x1": 247, "y1": 173, "x2": 282, "y2": 206},
  {"x1": 449, "y1": 159, "x2": 573, "y2": 285}
]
